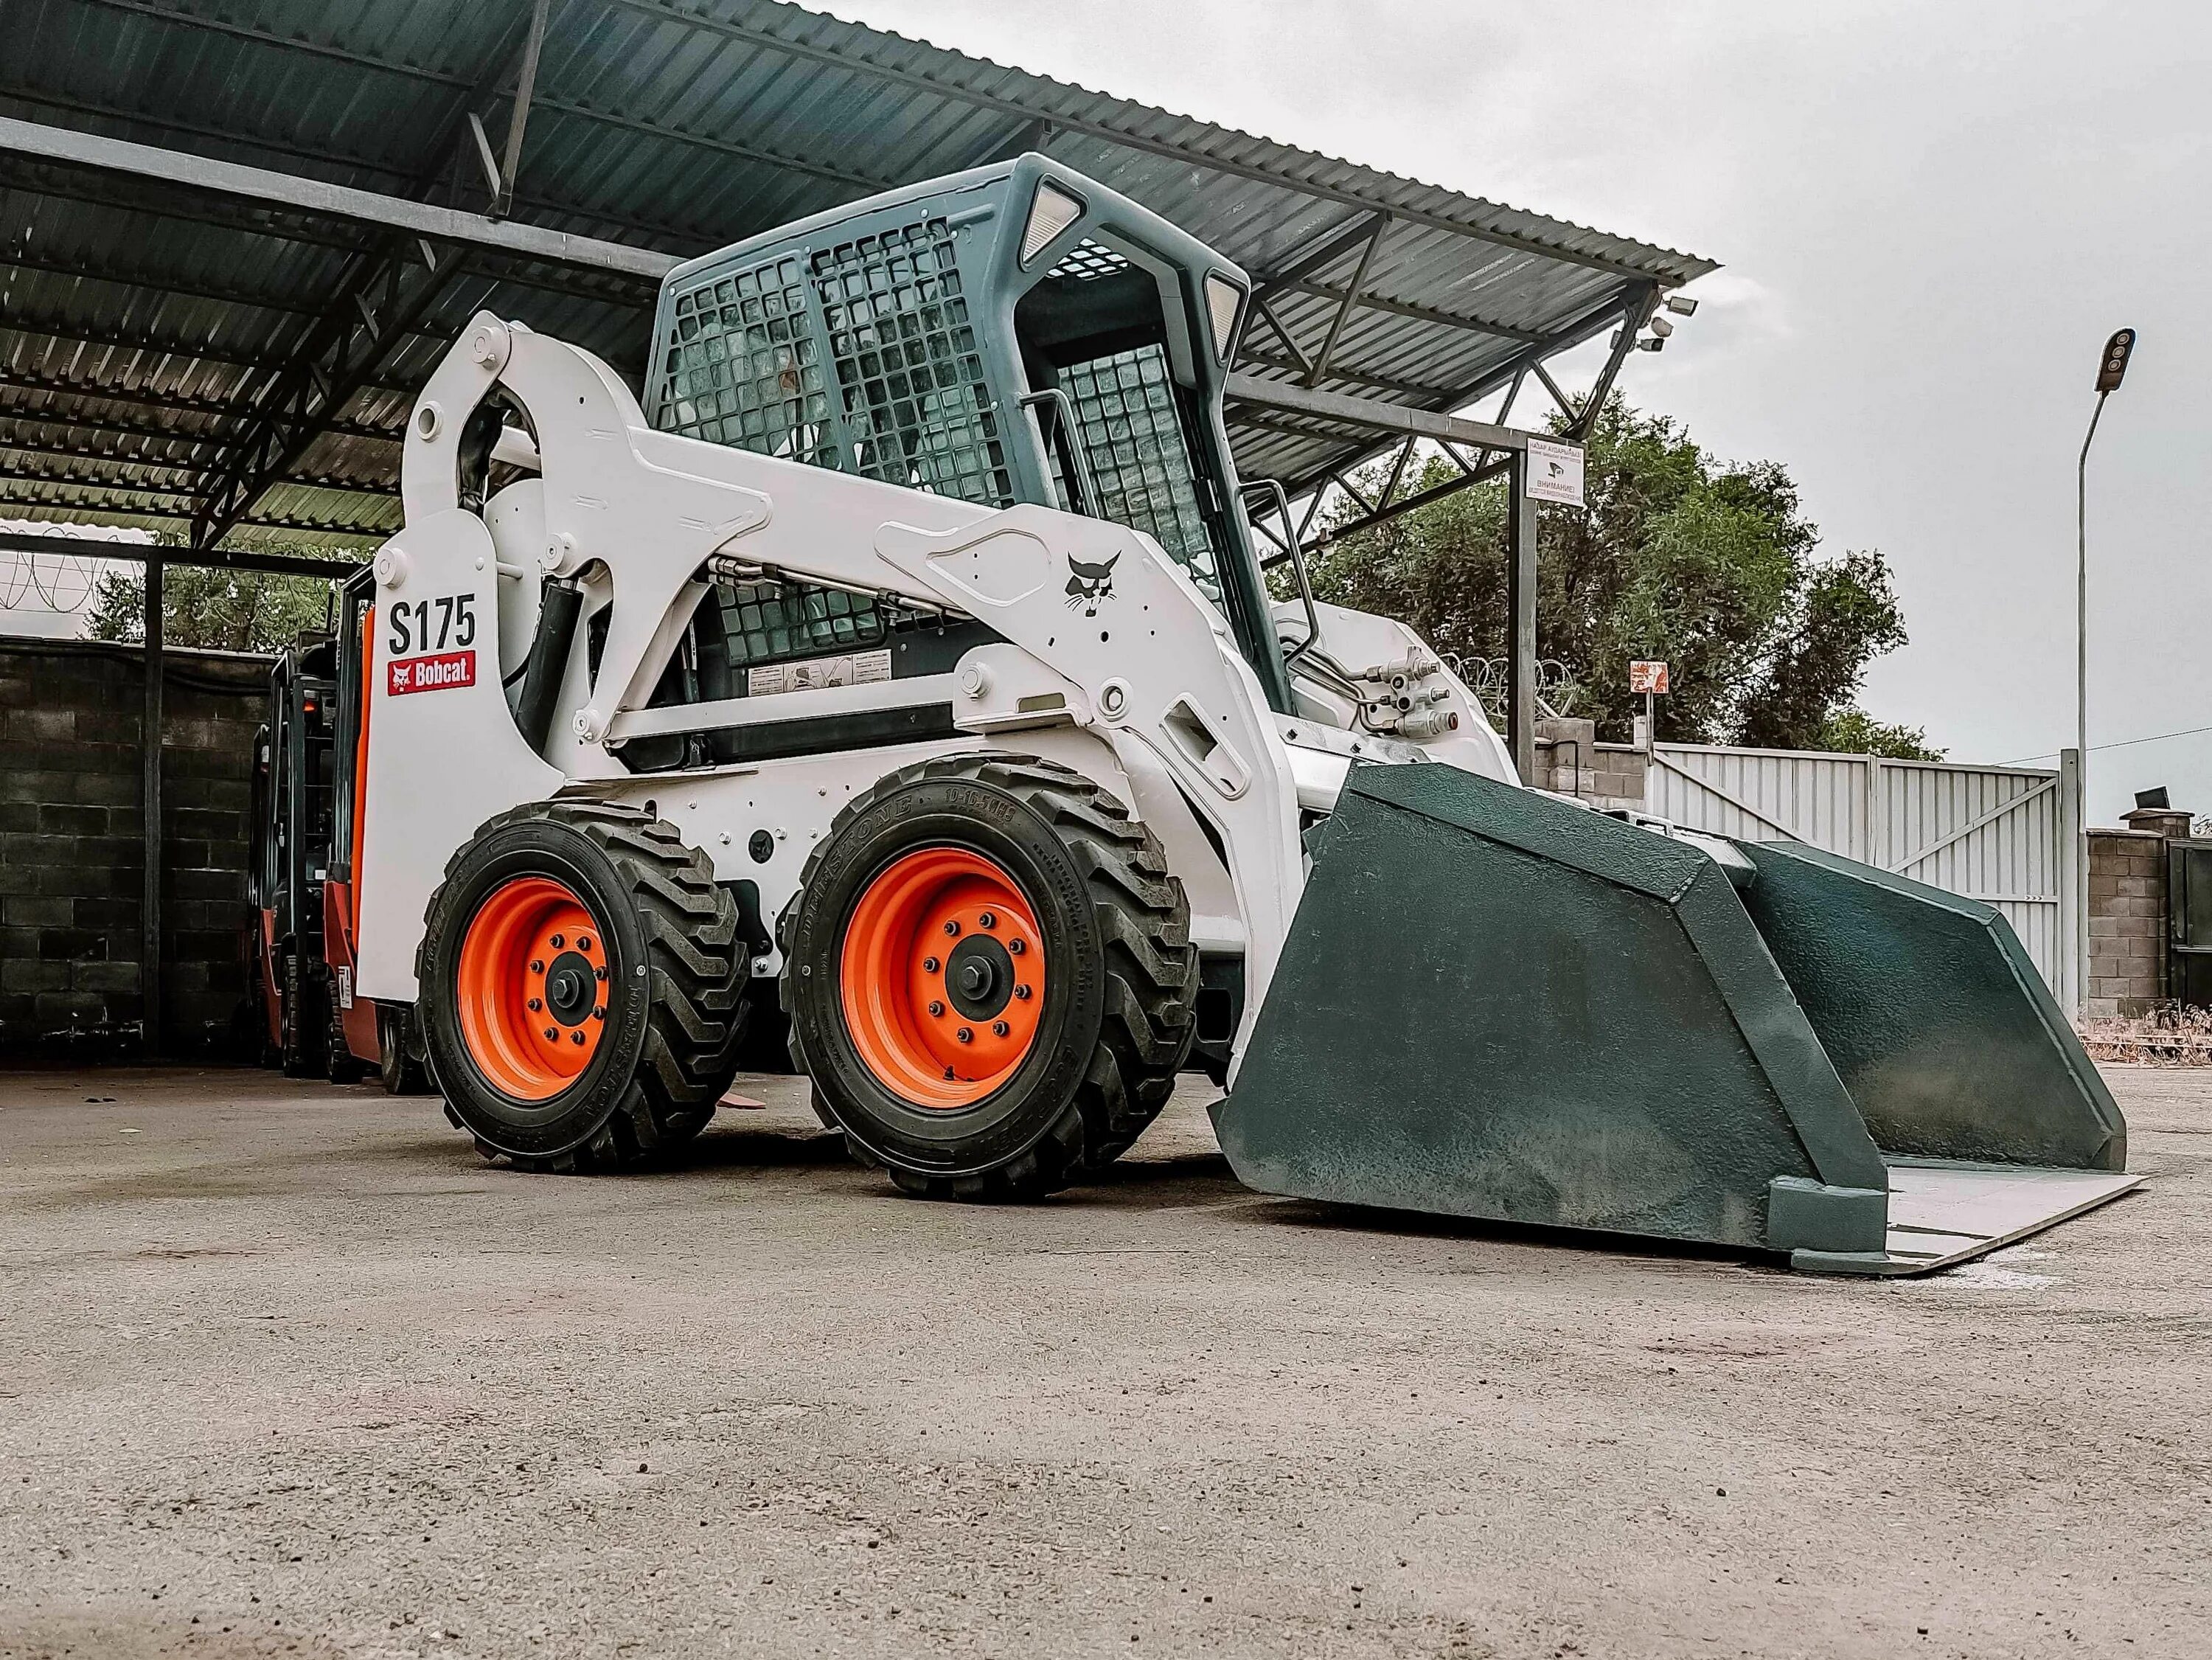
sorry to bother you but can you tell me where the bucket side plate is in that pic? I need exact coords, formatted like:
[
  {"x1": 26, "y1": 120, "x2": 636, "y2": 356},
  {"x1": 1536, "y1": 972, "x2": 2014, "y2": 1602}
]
[
  {"x1": 1736, "y1": 841, "x2": 2126, "y2": 1172},
  {"x1": 1215, "y1": 765, "x2": 1887, "y2": 1252}
]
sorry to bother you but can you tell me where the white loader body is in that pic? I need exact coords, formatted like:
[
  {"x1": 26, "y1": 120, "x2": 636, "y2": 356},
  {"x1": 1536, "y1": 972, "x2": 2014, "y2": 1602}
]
[{"x1": 355, "y1": 313, "x2": 1512, "y2": 1070}]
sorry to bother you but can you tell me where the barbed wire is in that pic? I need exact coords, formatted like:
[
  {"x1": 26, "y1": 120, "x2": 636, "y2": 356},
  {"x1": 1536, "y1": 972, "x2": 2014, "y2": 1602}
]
[
  {"x1": 0, "y1": 547, "x2": 98, "y2": 615},
  {"x1": 1442, "y1": 654, "x2": 1582, "y2": 721}
]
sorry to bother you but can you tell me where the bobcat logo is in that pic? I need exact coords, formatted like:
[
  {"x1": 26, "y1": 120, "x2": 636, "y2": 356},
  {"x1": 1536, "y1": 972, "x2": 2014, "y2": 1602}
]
[{"x1": 1065, "y1": 553, "x2": 1119, "y2": 617}]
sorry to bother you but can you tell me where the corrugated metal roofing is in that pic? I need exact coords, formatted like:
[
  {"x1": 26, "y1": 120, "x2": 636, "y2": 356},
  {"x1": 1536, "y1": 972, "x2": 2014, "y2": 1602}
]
[{"x1": 0, "y1": 0, "x2": 1716, "y2": 551}]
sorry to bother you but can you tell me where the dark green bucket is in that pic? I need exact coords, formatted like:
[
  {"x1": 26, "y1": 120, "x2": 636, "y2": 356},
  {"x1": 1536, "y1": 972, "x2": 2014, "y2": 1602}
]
[{"x1": 1213, "y1": 764, "x2": 2129, "y2": 1274}]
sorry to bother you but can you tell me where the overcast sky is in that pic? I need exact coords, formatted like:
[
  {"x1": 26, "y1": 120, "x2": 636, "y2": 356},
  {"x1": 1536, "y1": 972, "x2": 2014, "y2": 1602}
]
[
  {"x1": 4, "y1": 4, "x2": 2200, "y2": 819},
  {"x1": 826, "y1": 0, "x2": 2212, "y2": 822}
]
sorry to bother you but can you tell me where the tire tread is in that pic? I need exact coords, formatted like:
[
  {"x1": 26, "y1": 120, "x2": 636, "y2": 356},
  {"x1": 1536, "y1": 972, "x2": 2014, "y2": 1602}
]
[
  {"x1": 782, "y1": 754, "x2": 1196, "y2": 1201},
  {"x1": 418, "y1": 799, "x2": 748, "y2": 1170}
]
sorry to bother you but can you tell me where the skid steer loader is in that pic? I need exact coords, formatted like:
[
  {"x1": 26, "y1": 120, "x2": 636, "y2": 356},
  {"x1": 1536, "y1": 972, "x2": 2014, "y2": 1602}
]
[{"x1": 352, "y1": 155, "x2": 2135, "y2": 1274}]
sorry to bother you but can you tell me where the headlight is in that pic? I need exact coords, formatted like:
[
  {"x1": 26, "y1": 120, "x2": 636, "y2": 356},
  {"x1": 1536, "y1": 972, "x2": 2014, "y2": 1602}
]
[
  {"x1": 1020, "y1": 181, "x2": 1085, "y2": 266},
  {"x1": 1204, "y1": 274, "x2": 1244, "y2": 361}
]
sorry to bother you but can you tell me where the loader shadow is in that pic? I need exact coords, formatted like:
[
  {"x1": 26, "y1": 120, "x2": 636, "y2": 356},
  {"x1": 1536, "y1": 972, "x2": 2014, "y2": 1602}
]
[
  {"x1": 396, "y1": 1117, "x2": 1770, "y2": 1270},
  {"x1": 664, "y1": 1125, "x2": 858, "y2": 1173},
  {"x1": 1224, "y1": 1193, "x2": 1777, "y2": 1274}
]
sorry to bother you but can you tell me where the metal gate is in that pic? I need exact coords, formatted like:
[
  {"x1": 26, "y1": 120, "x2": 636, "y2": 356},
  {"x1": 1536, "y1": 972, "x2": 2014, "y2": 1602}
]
[
  {"x1": 2166, "y1": 841, "x2": 2212, "y2": 1007},
  {"x1": 1644, "y1": 744, "x2": 2082, "y2": 1007}
]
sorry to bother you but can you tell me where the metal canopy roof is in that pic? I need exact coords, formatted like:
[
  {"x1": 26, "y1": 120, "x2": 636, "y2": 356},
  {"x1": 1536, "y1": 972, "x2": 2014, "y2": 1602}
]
[{"x1": 0, "y1": 0, "x2": 1717, "y2": 556}]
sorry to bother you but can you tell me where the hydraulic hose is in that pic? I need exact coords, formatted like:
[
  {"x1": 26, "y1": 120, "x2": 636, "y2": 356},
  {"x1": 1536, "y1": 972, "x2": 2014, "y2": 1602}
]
[{"x1": 514, "y1": 578, "x2": 582, "y2": 756}]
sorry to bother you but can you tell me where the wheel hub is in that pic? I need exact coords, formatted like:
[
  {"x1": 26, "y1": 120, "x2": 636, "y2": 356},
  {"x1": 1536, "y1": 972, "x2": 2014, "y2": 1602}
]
[
  {"x1": 946, "y1": 934, "x2": 1014, "y2": 1020},
  {"x1": 456, "y1": 877, "x2": 610, "y2": 1101},
  {"x1": 839, "y1": 847, "x2": 1047, "y2": 1109},
  {"x1": 545, "y1": 951, "x2": 597, "y2": 1024}
]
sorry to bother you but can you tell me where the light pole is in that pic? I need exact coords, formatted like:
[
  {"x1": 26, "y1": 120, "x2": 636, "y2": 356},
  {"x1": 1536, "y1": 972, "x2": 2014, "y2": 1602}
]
[
  {"x1": 2076, "y1": 326, "x2": 2134, "y2": 1016},
  {"x1": 2079, "y1": 327, "x2": 2135, "y2": 817}
]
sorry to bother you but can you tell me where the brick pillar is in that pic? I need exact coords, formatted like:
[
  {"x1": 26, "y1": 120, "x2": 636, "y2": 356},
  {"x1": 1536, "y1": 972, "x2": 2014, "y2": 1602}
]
[
  {"x1": 2086, "y1": 825, "x2": 2171, "y2": 1019},
  {"x1": 1532, "y1": 718, "x2": 1596, "y2": 796}
]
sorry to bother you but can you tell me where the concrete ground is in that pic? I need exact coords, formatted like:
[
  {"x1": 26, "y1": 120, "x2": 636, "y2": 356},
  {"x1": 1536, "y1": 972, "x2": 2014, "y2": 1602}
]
[{"x1": 0, "y1": 1064, "x2": 2205, "y2": 1660}]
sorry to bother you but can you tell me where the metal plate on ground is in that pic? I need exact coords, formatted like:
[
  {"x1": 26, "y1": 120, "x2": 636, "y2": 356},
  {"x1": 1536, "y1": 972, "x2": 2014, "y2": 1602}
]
[{"x1": 1792, "y1": 1159, "x2": 2142, "y2": 1276}]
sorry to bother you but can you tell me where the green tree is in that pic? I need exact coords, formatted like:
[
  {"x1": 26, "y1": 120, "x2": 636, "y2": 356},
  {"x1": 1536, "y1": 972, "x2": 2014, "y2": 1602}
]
[
  {"x1": 1302, "y1": 397, "x2": 1916, "y2": 750},
  {"x1": 1814, "y1": 706, "x2": 1944, "y2": 761},
  {"x1": 86, "y1": 552, "x2": 333, "y2": 655}
]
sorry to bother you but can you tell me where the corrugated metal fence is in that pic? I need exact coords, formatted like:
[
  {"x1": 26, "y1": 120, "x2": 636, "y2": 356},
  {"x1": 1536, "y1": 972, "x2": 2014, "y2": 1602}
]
[{"x1": 1644, "y1": 744, "x2": 2083, "y2": 1007}]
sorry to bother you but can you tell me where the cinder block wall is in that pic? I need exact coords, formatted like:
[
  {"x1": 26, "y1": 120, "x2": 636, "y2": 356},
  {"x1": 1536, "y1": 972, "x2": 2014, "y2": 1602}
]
[
  {"x1": 2085, "y1": 805, "x2": 2192, "y2": 1020},
  {"x1": 0, "y1": 637, "x2": 269, "y2": 1055},
  {"x1": 1531, "y1": 718, "x2": 1646, "y2": 810}
]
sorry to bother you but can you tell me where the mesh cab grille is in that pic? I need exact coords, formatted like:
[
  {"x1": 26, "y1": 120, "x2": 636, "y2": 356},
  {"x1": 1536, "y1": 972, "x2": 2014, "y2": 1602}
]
[
  {"x1": 709, "y1": 580, "x2": 890, "y2": 671},
  {"x1": 651, "y1": 254, "x2": 834, "y2": 467},
  {"x1": 1061, "y1": 344, "x2": 1221, "y2": 601},
  {"x1": 812, "y1": 219, "x2": 1013, "y2": 508},
  {"x1": 1046, "y1": 238, "x2": 1132, "y2": 282}
]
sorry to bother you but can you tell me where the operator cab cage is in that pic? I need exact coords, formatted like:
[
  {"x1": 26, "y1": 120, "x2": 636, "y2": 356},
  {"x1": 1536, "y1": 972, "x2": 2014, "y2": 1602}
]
[{"x1": 643, "y1": 153, "x2": 1291, "y2": 712}]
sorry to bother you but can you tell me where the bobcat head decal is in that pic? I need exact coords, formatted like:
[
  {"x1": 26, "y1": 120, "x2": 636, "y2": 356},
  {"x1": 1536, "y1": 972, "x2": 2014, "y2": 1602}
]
[{"x1": 1065, "y1": 552, "x2": 1119, "y2": 617}]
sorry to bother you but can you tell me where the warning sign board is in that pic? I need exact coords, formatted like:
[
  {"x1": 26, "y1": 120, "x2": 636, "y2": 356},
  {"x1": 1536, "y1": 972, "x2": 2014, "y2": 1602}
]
[
  {"x1": 1629, "y1": 660, "x2": 1669, "y2": 695},
  {"x1": 1525, "y1": 437, "x2": 1586, "y2": 507}
]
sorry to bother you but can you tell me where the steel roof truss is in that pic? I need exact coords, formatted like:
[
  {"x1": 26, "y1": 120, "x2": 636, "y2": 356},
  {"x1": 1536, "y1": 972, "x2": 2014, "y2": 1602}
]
[{"x1": 192, "y1": 239, "x2": 459, "y2": 548}]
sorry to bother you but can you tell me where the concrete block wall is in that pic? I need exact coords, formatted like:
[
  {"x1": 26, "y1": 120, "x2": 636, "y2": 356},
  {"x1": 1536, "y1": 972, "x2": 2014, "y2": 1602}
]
[
  {"x1": 2085, "y1": 829, "x2": 2163, "y2": 1018},
  {"x1": 0, "y1": 636, "x2": 270, "y2": 1055},
  {"x1": 2084, "y1": 805, "x2": 2194, "y2": 1020},
  {"x1": 1531, "y1": 718, "x2": 1647, "y2": 810}
]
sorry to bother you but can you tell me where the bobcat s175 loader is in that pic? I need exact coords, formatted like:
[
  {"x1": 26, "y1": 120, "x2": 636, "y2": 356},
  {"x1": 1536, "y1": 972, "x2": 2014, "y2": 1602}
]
[{"x1": 352, "y1": 156, "x2": 2135, "y2": 1274}]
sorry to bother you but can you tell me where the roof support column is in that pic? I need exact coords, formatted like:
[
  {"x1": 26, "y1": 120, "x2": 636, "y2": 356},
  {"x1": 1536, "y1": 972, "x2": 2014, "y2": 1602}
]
[
  {"x1": 141, "y1": 552, "x2": 164, "y2": 1058},
  {"x1": 1506, "y1": 448, "x2": 1537, "y2": 780}
]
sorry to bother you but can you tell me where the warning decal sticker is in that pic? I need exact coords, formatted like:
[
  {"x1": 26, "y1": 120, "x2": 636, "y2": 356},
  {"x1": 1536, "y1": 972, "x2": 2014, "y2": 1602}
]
[{"x1": 746, "y1": 649, "x2": 892, "y2": 697}]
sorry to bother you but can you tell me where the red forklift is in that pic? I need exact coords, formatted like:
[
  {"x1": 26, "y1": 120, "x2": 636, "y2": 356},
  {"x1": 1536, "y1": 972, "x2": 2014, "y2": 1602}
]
[{"x1": 244, "y1": 567, "x2": 431, "y2": 1092}]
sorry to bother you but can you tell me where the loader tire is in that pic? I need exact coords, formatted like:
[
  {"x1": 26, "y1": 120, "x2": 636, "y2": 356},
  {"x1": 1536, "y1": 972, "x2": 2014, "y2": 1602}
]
[
  {"x1": 417, "y1": 800, "x2": 748, "y2": 1171},
  {"x1": 782, "y1": 754, "x2": 1197, "y2": 1201},
  {"x1": 278, "y1": 953, "x2": 326, "y2": 1080},
  {"x1": 378, "y1": 1002, "x2": 434, "y2": 1097}
]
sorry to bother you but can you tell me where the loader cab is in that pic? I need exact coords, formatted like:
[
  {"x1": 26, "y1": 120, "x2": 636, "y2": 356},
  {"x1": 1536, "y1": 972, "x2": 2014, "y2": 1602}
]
[{"x1": 645, "y1": 154, "x2": 1292, "y2": 713}]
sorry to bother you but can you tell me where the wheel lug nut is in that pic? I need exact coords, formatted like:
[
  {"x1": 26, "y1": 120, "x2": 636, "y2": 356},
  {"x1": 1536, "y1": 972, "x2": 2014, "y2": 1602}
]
[
  {"x1": 571, "y1": 1031, "x2": 586, "y2": 1046},
  {"x1": 543, "y1": 1027, "x2": 558, "y2": 1041},
  {"x1": 1015, "y1": 984, "x2": 1032, "y2": 1001},
  {"x1": 594, "y1": 965, "x2": 608, "y2": 981},
  {"x1": 1008, "y1": 938, "x2": 1026, "y2": 956},
  {"x1": 928, "y1": 1001, "x2": 945, "y2": 1018},
  {"x1": 992, "y1": 1021, "x2": 1009, "y2": 1038},
  {"x1": 943, "y1": 919, "x2": 960, "y2": 936},
  {"x1": 527, "y1": 997, "x2": 543, "y2": 1012},
  {"x1": 577, "y1": 935, "x2": 591, "y2": 951},
  {"x1": 591, "y1": 1007, "x2": 605, "y2": 1021},
  {"x1": 922, "y1": 956, "x2": 939, "y2": 973},
  {"x1": 955, "y1": 1027, "x2": 973, "y2": 1043},
  {"x1": 550, "y1": 934, "x2": 565, "y2": 949},
  {"x1": 978, "y1": 911, "x2": 995, "y2": 928},
  {"x1": 530, "y1": 959, "x2": 545, "y2": 973}
]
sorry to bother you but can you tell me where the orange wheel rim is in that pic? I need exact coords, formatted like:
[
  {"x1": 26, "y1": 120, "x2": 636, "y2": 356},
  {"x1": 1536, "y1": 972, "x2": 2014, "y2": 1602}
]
[
  {"x1": 840, "y1": 847, "x2": 1047, "y2": 1109},
  {"x1": 456, "y1": 875, "x2": 609, "y2": 1101}
]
